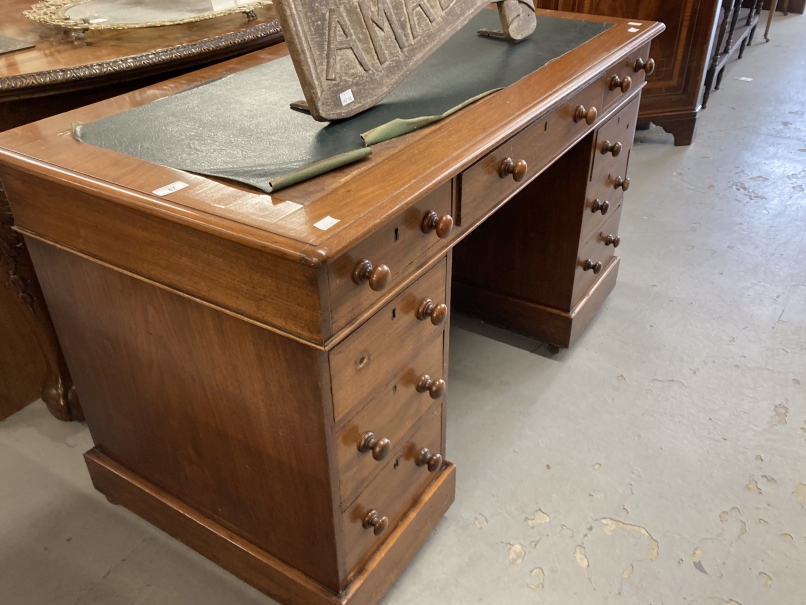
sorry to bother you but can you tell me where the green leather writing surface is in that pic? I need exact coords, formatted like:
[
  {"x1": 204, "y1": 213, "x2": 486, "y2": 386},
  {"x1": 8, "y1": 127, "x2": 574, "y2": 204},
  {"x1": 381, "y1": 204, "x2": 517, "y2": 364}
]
[{"x1": 75, "y1": 12, "x2": 610, "y2": 193}]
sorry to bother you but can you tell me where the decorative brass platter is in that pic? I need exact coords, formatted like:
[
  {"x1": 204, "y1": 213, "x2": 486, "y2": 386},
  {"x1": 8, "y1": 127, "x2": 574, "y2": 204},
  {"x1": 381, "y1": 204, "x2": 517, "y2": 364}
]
[{"x1": 24, "y1": 0, "x2": 274, "y2": 31}]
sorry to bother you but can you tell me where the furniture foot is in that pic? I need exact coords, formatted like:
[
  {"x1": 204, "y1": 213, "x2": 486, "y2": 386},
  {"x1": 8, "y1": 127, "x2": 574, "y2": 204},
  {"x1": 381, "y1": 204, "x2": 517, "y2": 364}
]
[
  {"x1": 715, "y1": 66, "x2": 726, "y2": 90},
  {"x1": 106, "y1": 494, "x2": 120, "y2": 505},
  {"x1": 653, "y1": 114, "x2": 700, "y2": 146},
  {"x1": 547, "y1": 344, "x2": 561, "y2": 355},
  {"x1": 739, "y1": 38, "x2": 748, "y2": 58}
]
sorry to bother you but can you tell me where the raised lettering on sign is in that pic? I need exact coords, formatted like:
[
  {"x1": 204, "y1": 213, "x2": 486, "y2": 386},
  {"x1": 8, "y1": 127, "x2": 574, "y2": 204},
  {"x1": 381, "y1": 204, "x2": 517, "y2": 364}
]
[{"x1": 274, "y1": 0, "x2": 536, "y2": 121}]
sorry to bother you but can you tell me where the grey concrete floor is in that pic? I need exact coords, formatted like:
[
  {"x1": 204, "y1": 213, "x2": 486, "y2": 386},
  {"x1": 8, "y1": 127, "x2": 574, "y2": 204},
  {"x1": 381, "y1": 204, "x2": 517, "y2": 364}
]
[{"x1": 2, "y1": 12, "x2": 806, "y2": 605}]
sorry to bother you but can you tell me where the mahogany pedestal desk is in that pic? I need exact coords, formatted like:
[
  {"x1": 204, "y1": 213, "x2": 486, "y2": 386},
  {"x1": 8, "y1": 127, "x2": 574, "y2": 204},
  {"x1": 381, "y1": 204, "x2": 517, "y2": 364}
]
[
  {"x1": 0, "y1": 0, "x2": 282, "y2": 422},
  {"x1": 0, "y1": 12, "x2": 662, "y2": 605}
]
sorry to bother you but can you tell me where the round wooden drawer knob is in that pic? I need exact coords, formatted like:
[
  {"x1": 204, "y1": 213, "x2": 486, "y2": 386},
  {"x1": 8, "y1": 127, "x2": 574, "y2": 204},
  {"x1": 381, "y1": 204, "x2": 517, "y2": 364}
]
[
  {"x1": 416, "y1": 448, "x2": 443, "y2": 473},
  {"x1": 417, "y1": 375, "x2": 446, "y2": 399},
  {"x1": 583, "y1": 259, "x2": 604, "y2": 274},
  {"x1": 634, "y1": 57, "x2": 656, "y2": 75},
  {"x1": 610, "y1": 75, "x2": 632, "y2": 93},
  {"x1": 498, "y1": 157, "x2": 528, "y2": 182},
  {"x1": 416, "y1": 298, "x2": 448, "y2": 326},
  {"x1": 359, "y1": 432, "x2": 392, "y2": 461},
  {"x1": 421, "y1": 210, "x2": 454, "y2": 238},
  {"x1": 601, "y1": 140, "x2": 622, "y2": 157},
  {"x1": 591, "y1": 199, "x2": 610, "y2": 215},
  {"x1": 605, "y1": 235, "x2": 621, "y2": 248},
  {"x1": 613, "y1": 176, "x2": 631, "y2": 191},
  {"x1": 352, "y1": 259, "x2": 391, "y2": 291},
  {"x1": 363, "y1": 510, "x2": 389, "y2": 536},
  {"x1": 574, "y1": 105, "x2": 598, "y2": 125}
]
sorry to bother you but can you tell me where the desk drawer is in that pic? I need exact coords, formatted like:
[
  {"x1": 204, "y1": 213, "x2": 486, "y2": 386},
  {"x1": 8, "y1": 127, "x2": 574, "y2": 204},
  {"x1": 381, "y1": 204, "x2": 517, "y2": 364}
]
[
  {"x1": 591, "y1": 95, "x2": 640, "y2": 185},
  {"x1": 602, "y1": 43, "x2": 651, "y2": 111},
  {"x1": 573, "y1": 205, "x2": 623, "y2": 305},
  {"x1": 336, "y1": 332, "x2": 444, "y2": 508},
  {"x1": 329, "y1": 258, "x2": 447, "y2": 424},
  {"x1": 328, "y1": 182, "x2": 453, "y2": 334},
  {"x1": 459, "y1": 81, "x2": 603, "y2": 227},
  {"x1": 580, "y1": 183, "x2": 624, "y2": 247},
  {"x1": 341, "y1": 403, "x2": 443, "y2": 580}
]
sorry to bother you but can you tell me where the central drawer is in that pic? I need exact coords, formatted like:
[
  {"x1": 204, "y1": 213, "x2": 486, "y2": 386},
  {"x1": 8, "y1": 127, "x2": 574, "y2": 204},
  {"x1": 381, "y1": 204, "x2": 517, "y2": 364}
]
[
  {"x1": 329, "y1": 257, "x2": 448, "y2": 424},
  {"x1": 459, "y1": 79, "x2": 603, "y2": 228}
]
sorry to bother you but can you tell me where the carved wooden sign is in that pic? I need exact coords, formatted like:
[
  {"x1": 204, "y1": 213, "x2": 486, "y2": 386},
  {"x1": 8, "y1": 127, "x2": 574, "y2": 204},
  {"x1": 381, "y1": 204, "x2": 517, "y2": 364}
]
[{"x1": 274, "y1": 0, "x2": 536, "y2": 121}]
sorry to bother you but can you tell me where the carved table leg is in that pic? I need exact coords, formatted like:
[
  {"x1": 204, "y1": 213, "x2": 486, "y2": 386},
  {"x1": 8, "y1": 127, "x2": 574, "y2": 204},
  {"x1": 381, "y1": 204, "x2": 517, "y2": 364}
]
[{"x1": 0, "y1": 181, "x2": 83, "y2": 421}]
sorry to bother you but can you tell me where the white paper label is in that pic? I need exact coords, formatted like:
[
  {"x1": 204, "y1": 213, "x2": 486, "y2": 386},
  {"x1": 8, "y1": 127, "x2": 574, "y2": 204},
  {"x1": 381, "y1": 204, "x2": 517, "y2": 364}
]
[
  {"x1": 314, "y1": 216, "x2": 340, "y2": 231},
  {"x1": 89, "y1": 18, "x2": 108, "y2": 23},
  {"x1": 340, "y1": 89, "x2": 355, "y2": 106},
  {"x1": 628, "y1": 21, "x2": 642, "y2": 26},
  {"x1": 152, "y1": 181, "x2": 189, "y2": 196},
  {"x1": 628, "y1": 27, "x2": 640, "y2": 33},
  {"x1": 737, "y1": 76, "x2": 753, "y2": 82}
]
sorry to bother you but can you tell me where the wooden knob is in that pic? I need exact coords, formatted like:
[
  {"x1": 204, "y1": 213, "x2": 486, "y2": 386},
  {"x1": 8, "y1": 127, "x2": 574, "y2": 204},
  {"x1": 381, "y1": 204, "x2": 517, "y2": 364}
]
[
  {"x1": 613, "y1": 176, "x2": 631, "y2": 191},
  {"x1": 416, "y1": 298, "x2": 448, "y2": 326},
  {"x1": 416, "y1": 448, "x2": 443, "y2": 473},
  {"x1": 634, "y1": 57, "x2": 656, "y2": 75},
  {"x1": 610, "y1": 75, "x2": 632, "y2": 93},
  {"x1": 601, "y1": 140, "x2": 622, "y2": 157},
  {"x1": 421, "y1": 211, "x2": 454, "y2": 239},
  {"x1": 605, "y1": 235, "x2": 621, "y2": 248},
  {"x1": 359, "y1": 432, "x2": 392, "y2": 461},
  {"x1": 591, "y1": 199, "x2": 610, "y2": 215},
  {"x1": 352, "y1": 259, "x2": 391, "y2": 291},
  {"x1": 584, "y1": 259, "x2": 603, "y2": 274},
  {"x1": 417, "y1": 375, "x2": 446, "y2": 399},
  {"x1": 498, "y1": 157, "x2": 528, "y2": 182},
  {"x1": 363, "y1": 510, "x2": 389, "y2": 536},
  {"x1": 574, "y1": 105, "x2": 598, "y2": 125}
]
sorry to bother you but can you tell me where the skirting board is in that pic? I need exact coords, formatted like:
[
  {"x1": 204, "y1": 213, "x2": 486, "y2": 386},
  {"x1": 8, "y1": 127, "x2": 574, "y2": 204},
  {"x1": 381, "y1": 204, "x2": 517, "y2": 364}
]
[
  {"x1": 84, "y1": 448, "x2": 456, "y2": 605},
  {"x1": 452, "y1": 256, "x2": 620, "y2": 349}
]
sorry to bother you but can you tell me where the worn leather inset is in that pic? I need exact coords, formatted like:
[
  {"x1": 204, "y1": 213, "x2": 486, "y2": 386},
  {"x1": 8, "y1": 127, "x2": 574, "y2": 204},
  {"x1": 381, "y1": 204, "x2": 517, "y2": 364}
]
[{"x1": 75, "y1": 11, "x2": 611, "y2": 193}]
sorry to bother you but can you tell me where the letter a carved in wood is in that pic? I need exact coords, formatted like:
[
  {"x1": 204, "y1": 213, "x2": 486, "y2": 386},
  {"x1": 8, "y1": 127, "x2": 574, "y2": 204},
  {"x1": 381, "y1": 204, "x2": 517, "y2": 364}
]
[{"x1": 274, "y1": 0, "x2": 536, "y2": 121}]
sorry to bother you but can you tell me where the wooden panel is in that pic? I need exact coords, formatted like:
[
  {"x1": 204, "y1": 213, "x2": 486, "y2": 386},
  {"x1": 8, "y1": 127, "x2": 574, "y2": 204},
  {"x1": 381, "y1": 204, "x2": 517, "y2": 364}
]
[
  {"x1": 26, "y1": 239, "x2": 343, "y2": 591},
  {"x1": 572, "y1": 204, "x2": 622, "y2": 305},
  {"x1": 340, "y1": 403, "x2": 443, "y2": 581},
  {"x1": 453, "y1": 256, "x2": 620, "y2": 349},
  {"x1": 327, "y1": 182, "x2": 452, "y2": 334},
  {"x1": 2, "y1": 169, "x2": 327, "y2": 344},
  {"x1": 0, "y1": 280, "x2": 45, "y2": 419},
  {"x1": 459, "y1": 80, "x2": 603, "y2": 228},
  {"x1": 329, "y1": 258, "x2": 447, "y2": 424},
  {"x1": 336, "y1": 332, "x2": 444, "y2": 508}
]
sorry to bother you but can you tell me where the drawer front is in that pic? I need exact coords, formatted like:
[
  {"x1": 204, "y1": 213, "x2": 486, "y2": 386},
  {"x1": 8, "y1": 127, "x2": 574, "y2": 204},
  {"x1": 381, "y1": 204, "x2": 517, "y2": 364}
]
[
  {"x1": 459, "y1": 80, "x2": 603, "y2": 228},
  {"x1": 329, "y1": 258, "x2": 447, "y2": 424},
  {"x1": 573, "y1": 204, "x2": 623, "y2": 305},
  {"x1": 602, "y1": 43, "x2": 651, "y2": 111},
  {"x1": 328, "y1": 182, "x2": 453, "y2": 334},
  {"x1": 591, "y1": 95, "x2": 640, "y2": 185},
  {"x1": 580, "y1": 180, "x2": 624, "y2": 246},
  {"x1": 341, "y1": 403, "x2": 443, "y2": 579}
]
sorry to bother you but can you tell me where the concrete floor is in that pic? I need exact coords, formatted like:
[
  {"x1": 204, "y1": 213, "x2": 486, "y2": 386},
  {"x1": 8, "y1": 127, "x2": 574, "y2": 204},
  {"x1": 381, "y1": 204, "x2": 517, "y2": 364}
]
[{"x1": 2, "y1": 12, "x2": 805, "y2": 605}]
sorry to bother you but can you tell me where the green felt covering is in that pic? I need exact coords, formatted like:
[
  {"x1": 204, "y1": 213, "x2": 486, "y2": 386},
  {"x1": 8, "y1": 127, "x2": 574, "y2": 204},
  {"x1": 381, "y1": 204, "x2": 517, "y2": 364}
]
[{"x1": 74, "y1": 11, "x2": 611, "y2": 193}]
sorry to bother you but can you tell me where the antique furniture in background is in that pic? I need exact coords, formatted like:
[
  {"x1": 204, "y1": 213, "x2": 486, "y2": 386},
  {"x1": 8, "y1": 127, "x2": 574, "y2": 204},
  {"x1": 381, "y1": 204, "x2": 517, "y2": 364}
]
[
  {"x1": 0, "y1": 0, "x2": 282, "y2": 421},
  {"x1": 535, "y1": 0, "x2": 722, "y2": 145},
  {"x1": 0, "y1": 11, "x2": 662, "y2": 605},
  {"x1": 702, "y1": 0, "x2": 763, "y2": 108}
]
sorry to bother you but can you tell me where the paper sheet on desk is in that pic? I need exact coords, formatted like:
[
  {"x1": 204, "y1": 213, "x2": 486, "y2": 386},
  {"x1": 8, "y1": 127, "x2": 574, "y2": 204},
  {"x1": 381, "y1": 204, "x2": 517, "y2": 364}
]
[{"x1": 73, "y1": 12, "x2": 611, "y2": 193}]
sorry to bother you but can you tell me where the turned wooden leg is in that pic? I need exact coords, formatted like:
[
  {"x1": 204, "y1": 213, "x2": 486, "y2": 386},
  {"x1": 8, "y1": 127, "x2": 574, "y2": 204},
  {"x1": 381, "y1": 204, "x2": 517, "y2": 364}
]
[
  {"x1": 704, "y1": 0, "x2": 732, "y2": 109},
  {"x1": 0, "y1": 181, "x2": 83, "y2": 422},
  {"x1": 739, "y1": 38, "x2": 748, "y2": 58}
]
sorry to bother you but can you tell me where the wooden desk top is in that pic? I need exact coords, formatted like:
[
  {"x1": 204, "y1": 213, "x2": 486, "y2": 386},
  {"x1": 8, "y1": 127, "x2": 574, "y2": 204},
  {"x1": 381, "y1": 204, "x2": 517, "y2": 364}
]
[
  {"x1": 0, "y1": 9, "x2": 662, "y2": 266},
  {"x1": 0, "y1": 0, "x2": 280, "y2": 99}
]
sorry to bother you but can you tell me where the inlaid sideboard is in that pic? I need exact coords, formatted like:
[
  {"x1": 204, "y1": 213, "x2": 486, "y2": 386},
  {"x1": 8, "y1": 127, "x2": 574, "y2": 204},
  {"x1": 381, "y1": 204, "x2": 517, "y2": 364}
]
[
  {"x1": 0, "y1": 0, "x2": 282, "y2": 421},
  {"x1": 0, "y1": 10, "x2": 662, "y2": 605}
]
